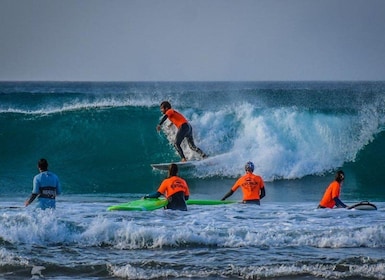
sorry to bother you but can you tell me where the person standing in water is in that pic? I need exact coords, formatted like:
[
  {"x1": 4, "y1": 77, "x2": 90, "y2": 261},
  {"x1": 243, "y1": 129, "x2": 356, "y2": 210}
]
[
  {"x1": 221, "y1": 161, "x2": 266, "y2": 205},
  {"x1": 156, "y1": 101, "x2": 207, "y2": 162},
  {"x1": 318, "y1": 170, "x2": 347, "y2": 208},
  {"x1": 25, "y1": 158, "x2": 62, "y2": 210},
  {"x1": 144, "y1": 163, "x2": 190, "y2": 211}
]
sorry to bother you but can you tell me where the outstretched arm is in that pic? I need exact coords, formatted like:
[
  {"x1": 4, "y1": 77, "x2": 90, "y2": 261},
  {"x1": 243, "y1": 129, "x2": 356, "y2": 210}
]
[
  {"x1": 221, "y1": 190, "x2": 234, "y2": 201},
  {"x1": 157, "y1": 115, "x2": 168, "y2": 131},
  {"x1": 25, "y1": 193, "x2": 38, "y2": 207},
  {"x1": 144, "y1": 191, "x2": 162, "y2": 199},
  {"x1": 333, "y1": 197, "x2": 347, "y2": 208}
]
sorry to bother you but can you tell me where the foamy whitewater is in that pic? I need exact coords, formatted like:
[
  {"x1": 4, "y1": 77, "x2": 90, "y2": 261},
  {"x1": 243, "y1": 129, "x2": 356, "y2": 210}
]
[{"x1": 1, "y1": 81, "x2": 385, "y2": 279}]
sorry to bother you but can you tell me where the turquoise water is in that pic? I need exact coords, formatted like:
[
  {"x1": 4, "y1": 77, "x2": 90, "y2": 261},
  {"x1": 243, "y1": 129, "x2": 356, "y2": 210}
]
[{"x1": 1, "y1": 81, "x2": 385, "y2": 279}]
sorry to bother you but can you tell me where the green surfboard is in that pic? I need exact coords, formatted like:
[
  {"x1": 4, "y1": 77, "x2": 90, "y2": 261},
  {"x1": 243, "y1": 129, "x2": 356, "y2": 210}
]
[
  {"x1": 186, "y1": 199, "x2": 236, "y2": 205},
  {"x1": 107, "y1": 198, "x2": 236, "y2": 211},
  {"x1": 107, "y1": 198, "x2": 168, "y2": 211}
]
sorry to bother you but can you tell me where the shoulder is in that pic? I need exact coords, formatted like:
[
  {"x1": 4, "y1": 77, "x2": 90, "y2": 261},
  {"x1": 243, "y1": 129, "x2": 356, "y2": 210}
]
[
  {"x1": 166, "y1": 109, "x2": 175, "y2": 115},
  {"x1": 34, "y1": 172, "x2": 43, "y2": 180},
  {"x1": 48, "y1": 171, "x2": 60, "y2": 179},
  {"x1": 174, "y1": 176, "x2": 186, "y2": 182},
  {"x1": 244, "y1": 173, "x2": 262, "y2": 180},
  {"x1": 330, "y1": 181, "x2": 340, "y2": 188},
  {"x1": 251, "y1": 173, "x2": 262, "y2": 179},
  {"x1": 161, "y1": 177, "x2": 172, "y2": 184}
]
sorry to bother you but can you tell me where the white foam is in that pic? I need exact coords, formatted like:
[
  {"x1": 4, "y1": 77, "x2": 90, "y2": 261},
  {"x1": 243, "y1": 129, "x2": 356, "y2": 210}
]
[{"x1": 184, "y1": 103, "x2": 384, "y2": 180}]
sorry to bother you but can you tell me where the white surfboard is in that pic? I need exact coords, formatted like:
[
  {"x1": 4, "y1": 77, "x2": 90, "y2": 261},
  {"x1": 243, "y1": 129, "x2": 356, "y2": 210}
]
[
  {"x1": 347, "y1": 201, "x2": 377, "y2": 210},
  {"x1": 151, "y1": 160, "x2": 198, "y2": 170}
]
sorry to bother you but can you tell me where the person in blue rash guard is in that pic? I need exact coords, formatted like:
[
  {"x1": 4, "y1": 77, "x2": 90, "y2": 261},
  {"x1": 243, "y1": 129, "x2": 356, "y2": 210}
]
[{"x1": 25, "y1": 158, "x2": 62, "y2": 210}]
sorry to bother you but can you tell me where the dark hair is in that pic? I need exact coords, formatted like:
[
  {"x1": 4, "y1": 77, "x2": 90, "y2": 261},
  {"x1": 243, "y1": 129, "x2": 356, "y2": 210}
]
[
  {"x1": 160, "y1": 101, "x2": 171, "y2": 110},
  {"x1": 168, "y1": 163, "x2": 178, "y2": 177},
  {"x1": 38, "y1": 158, "x2": 48, "y2": 171},
  {"x1": 335, "y1": 170, "x2": 345, "y2": 182},
  {"x1": 245, "y1": 161, "x2": 254, "y2": 172}
]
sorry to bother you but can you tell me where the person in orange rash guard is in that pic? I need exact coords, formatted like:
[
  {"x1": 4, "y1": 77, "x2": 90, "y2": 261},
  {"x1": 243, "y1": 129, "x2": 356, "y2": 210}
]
[
  {"x1": 221, "y1": 161, "x2": 266, "y2": 205},
  {"x1": 318, "y1": 170, "x2": 347, "y2": 208},
  {"x1": 156, "y1": 101, "x2": 207, "y2": 162},
  {"x1": 144, "y1": 163, "x2": 190, "y2": 211}
]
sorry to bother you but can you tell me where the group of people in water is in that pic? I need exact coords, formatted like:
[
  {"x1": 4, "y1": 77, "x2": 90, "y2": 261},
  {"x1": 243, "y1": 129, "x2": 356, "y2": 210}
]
[
  {"x1": 144, "y1": 160, "x2": 266, "y2": 211},
  {"x1": 25, "y1": 101, "x2": 347, "y2": 211}
]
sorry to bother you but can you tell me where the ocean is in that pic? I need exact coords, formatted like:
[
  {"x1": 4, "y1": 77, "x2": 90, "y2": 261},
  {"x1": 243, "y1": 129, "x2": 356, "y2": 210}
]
[{"x1": 1, "y1": 81, "x2": 384, "y2": 279}]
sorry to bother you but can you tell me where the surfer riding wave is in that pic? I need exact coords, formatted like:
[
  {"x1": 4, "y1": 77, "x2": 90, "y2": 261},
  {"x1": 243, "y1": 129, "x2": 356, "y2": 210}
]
[{"x1": 156, "y1": 101, "x2": 207, "y2": 162}]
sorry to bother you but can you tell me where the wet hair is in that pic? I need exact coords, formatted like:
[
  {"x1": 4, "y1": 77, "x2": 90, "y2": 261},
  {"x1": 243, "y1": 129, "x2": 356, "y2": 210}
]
[
  {"x1": 335, "y1": 170, "x2": 345, "y2": 182},
  {"x1": 38, "y1": 158, "x2": 48, "y2": 171},
  {"x1": 168, "y1": 163, "x2": 178, "y2": 177},
  {"x1": 160, "y1": 101, "x2": 172, "y2": 110},
  {"x1": 245, "y1": 161, "x2": 254, "y2": 172}
]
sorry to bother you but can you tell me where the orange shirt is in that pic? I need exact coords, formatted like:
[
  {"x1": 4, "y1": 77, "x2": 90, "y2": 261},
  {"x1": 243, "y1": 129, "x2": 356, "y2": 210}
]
[
  {"x1": 231, "y1": 172, "x2": 264, "y2": 201},
  {"x1": 319, "y1": 181, "x2": 341, "y2": 208},
  {"x1": 157, "y1": 176, "x2": 190, "y2": 199},
  {"x1": 165, "y1": 109, "x2": 188, "y2": 128}
]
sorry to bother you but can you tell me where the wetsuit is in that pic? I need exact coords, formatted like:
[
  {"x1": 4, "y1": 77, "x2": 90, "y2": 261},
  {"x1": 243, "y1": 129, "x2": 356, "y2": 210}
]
[{"x1": 159, "y1": 108, "x2": 206, "y2": 160}]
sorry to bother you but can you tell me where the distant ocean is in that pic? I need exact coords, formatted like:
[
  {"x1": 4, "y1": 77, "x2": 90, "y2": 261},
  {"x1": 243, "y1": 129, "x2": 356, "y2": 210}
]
[{"x1": 1, "y1": 81, "x2": 385, "y2": 279}]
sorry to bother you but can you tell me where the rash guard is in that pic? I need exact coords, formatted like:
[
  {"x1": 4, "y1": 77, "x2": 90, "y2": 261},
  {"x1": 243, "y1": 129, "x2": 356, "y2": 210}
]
[
  {"x1": 157, "y1": 176, "x2": 190, "y2": 198},
  {"x1": 230, "y1": 172, "x2": 265, "y2": 201},
  {"x1": 31, "y1": 171, "x2": 61, "y2": 209},
  {"x1": 159, "y1": 109, "x2": 188, "y2": 128},
  {"x1": 145, "y1": 176, "x2": 190, "y2": 211},
  {"x1": 319, "y1": 181, "x2": 346, "y2": 208}
]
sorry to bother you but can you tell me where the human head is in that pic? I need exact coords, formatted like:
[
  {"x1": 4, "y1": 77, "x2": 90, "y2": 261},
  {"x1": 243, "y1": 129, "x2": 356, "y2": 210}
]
[
  {"x1": 245, "y1": 161, "x2": 254, "y2": 173},
  {"x1": 160, "y1": 101, "x2": 172, "y2": 111},
  {"x1": 335, "y1": 170, "x2": 345, "y2": 183},
  {"x1": 168, "y1": 163, "x2": 178, "y2": 177},
  {"x1": 38, "y1": 158, "x2": 48, "y2": 171}
]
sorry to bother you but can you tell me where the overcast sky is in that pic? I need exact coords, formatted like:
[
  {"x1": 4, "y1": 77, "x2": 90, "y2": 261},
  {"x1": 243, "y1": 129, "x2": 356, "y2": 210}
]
[{"x1": 1, "y1": 0, "x2": 385, "y2": 81}]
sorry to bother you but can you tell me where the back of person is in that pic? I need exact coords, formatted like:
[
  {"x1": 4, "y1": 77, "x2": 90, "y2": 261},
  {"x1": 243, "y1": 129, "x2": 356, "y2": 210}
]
[
  {"x1": 166, "y1": 191, "x2": 188, "y2": 211},
  {"x1": 25, "y1": 158, "x2": 62, "y2": 210},
  {"x1": 144, "y1": 163, "x2": 190, "y2": 211},
  {"x1": 234, "y1": 173, "x2": 264, "y2": 201},
  {"x1": 158, "y1": 176, "x2": 189, "y2": 211},
  {"x1": 34, "y1": 171, "x2": 61, "y2": 209},
  {"x1": 221, "y1": 161, "x2": 266, "y2": 205}
]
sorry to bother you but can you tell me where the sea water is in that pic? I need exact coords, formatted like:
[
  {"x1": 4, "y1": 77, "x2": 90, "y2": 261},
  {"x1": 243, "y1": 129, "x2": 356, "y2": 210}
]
[{"x1": 1, "y1": 81, "x2": 385, "y2": 279}]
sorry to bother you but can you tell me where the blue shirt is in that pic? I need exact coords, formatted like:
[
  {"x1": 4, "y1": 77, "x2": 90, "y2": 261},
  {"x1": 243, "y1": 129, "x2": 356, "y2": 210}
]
[{"x1": 32, "y1": 171, "x2": 61, "y2": 209}]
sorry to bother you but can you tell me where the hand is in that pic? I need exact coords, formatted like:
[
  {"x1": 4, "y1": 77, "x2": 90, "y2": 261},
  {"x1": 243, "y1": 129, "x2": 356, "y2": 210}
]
[
  {"x1": 24, "y1": 200, "x2": 29, "y2": 207},
  {"x1": 156, "y1": 125, "x2": 161, "y2": 132}
]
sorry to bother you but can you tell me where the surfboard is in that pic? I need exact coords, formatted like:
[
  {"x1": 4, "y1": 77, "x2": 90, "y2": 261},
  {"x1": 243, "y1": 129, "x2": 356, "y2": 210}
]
[
  {"x1": 150, "y1": 155, "x2": 218, "y2": 170},
  {"x1": 347, "y1": 201, "x2": 377, "y2": 211},
  {"x1": 187, "y1": 199, "x2": 236, "y2": 205},
  {"x1": 107, "y1": 198, "x2": 236, "y2": 211},
  {"x1": 151, "y1": 161, "x2": 198, "y2": 170},
  {"x1": 107, "y1": 198, "x2": 168, "y2": 211}
]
